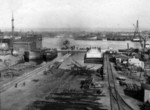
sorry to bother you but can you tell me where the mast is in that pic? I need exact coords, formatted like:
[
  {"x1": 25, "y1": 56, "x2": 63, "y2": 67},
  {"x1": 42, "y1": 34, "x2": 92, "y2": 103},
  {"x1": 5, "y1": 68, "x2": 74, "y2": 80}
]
[
  {"x1": 11, "y1": 12, "x2": 14, "y2": 38},
  {"x1": 11, "y1": 12, "x2": 14, "y2": 54}
]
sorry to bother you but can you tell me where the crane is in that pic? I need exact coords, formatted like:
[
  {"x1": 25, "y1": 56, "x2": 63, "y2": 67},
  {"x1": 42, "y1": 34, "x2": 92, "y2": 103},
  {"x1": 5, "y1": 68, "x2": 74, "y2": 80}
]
[{"x1": 133, "y1": 20, "x2": 148, "y2": 49}]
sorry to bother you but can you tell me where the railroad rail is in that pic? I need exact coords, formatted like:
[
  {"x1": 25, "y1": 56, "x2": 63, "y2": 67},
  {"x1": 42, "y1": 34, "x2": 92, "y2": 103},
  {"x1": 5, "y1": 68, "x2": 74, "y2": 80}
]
[
  {"x1": 105, "y1": 54, "x2": 134, "y2": 110},
  {"x1": 0, "y1": 54, "x2": 71, "y2": 93}
]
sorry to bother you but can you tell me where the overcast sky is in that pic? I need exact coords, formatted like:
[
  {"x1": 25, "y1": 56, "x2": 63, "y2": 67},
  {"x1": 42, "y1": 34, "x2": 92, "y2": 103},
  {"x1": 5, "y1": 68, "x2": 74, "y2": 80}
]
[{"x1": 0, "y1": 0, "x2": 150, "y2": 30}]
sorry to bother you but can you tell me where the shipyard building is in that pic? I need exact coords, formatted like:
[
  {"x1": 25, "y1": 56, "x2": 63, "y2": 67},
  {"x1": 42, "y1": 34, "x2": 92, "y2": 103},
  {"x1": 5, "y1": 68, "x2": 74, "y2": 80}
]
[{"x1": 13, "y1": 34, "x2": 42, "y2": 54}]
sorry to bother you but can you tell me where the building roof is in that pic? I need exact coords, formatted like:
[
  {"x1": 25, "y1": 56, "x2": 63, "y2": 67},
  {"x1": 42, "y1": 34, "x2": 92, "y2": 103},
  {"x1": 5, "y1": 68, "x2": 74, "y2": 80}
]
[
  {"x1": 86, "y1": 48, "x2": 102, "y2": 58},
  {"x1": 0, "y1": 43, "x2": 9, "y2": 50},
  {"x1": 115, "y1": 54, "x2": 130, "y2": 60}
]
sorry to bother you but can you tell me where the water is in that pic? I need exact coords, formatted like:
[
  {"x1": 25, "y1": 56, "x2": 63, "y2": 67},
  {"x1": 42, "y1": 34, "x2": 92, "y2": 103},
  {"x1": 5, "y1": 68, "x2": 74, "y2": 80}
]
[
  {"x1": 43, "y1": 37, "x2": 141, "y2": 50},
  {"x1": 42, "y1": 37, "x2": 141, "y2": 69}
]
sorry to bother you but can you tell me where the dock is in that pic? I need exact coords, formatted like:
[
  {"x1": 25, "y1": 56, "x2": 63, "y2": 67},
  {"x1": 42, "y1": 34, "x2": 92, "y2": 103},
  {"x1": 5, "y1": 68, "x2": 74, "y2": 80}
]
[{"x1": 57, "y1": 49, "x2": 87, "y2": 53}]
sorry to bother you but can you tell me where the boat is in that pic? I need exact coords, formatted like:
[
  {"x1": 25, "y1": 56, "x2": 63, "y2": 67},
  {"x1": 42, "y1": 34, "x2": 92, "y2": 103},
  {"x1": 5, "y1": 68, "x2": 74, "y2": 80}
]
[
  {"x1": 24, "y1": 50, "x2": 42, "y2": 62},
  {"x1": 84, "y1": 48, "x2": 103, "y2": 64},
  {"x1": 42, "y1": 49, "x2": 58, "y2": 62},
  {"x1": 131, "y1": 38, "x2": 141, "y2": 42}
]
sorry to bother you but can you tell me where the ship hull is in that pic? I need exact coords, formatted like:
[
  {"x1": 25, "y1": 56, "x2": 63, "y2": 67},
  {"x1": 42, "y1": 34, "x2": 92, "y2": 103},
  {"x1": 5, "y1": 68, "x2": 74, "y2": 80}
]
[
  {"x1": 43, "y1": 49, "x2": 58, "y2": 62},
  {"x1": 24, "y1": 51, "x2": 42, "y2": 62}
]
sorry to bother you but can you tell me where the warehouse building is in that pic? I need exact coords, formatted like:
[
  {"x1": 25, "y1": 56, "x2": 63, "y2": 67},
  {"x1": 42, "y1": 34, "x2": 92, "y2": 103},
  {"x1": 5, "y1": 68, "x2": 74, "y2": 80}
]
[
  {"x1": 13, "y1": 34, "x2": 42, "y2": 55},
  {"x1": 84, "y1": 48, "x2": 103, "y2": 64}
]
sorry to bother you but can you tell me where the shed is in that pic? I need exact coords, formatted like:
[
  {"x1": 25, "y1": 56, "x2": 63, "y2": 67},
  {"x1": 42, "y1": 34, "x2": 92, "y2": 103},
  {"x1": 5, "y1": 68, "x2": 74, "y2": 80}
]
[
  {"x1": 141, "y1": 84, "x2": 150, "y2": 102},
  {"x1": 114, "y1": 54, "x2": 129, "y2": 63}
]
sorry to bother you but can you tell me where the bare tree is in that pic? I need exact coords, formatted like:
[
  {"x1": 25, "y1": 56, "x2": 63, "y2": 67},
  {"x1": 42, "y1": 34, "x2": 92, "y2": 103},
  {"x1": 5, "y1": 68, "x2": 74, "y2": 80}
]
[{"x1": 62, "y1": 40, "x2": 70, "y2": 49}]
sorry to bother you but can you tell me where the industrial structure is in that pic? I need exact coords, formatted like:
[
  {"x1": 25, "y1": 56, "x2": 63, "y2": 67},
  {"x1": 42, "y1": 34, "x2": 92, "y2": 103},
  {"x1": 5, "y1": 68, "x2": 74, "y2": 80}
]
[
  {"x1": 13, "y1": 34, "x2": 42, "y2": 54},
  {"x1": 132, "y1": 20, "x2": 149, "y2": 49},
  {"x1": 0, "y1": 13, "x2": 14, "y2": 52},
  {"x1": 132, "y1": 20, "x2": 141, "y2": 42}
]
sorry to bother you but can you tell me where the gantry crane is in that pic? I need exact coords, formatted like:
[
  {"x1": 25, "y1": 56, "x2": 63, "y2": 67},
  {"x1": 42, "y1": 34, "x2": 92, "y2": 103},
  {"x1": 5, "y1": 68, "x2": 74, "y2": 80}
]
[{"x1": 133, "y1": 20, "x2": 148, "y2": 49}]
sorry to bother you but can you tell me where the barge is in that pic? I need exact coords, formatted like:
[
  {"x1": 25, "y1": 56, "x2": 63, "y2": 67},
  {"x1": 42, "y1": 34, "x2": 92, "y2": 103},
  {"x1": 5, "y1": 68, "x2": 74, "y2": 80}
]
[
  {"x1": 24, "y1": 50, "x2": 42, "y2": 62},
  {"x1": 131, "y1": 38, "x2": 141, "y2": 42},
  {"x1": 24, "y1": 49, "x2": 58, "y2": 62}
]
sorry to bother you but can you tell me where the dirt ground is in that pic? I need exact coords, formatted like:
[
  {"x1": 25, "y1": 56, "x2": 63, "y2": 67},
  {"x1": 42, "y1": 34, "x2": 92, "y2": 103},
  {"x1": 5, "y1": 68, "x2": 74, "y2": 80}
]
[
  {"x1": 0, "y1": 62, "x2": 38, "y2": 86},
  {"x1": 0, "y1": 53, "x2": 110, "y2": 110}
]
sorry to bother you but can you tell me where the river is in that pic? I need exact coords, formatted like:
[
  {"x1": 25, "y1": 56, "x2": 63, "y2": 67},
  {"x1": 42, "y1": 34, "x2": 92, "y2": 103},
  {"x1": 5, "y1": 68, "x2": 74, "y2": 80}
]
[{"x1": 43, "y1": 37, "x2": 141, "y2": 50}]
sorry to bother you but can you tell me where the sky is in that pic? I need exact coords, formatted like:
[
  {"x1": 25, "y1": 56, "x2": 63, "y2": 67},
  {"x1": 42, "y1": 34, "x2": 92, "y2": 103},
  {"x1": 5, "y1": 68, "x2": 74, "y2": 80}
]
[{"x1": 0, "y1": 0, "x2": 150, "y2": 30}]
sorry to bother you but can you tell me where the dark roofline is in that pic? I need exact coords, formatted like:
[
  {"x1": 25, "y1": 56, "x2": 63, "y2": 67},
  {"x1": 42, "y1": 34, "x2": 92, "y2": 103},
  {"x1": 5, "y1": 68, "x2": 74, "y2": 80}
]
[
  {"x1": 14, "y1": 42, "x2": 33, "y2": 44},
  {"x1": 142, "y1": 83, "x2": 150, "y2": 90}
]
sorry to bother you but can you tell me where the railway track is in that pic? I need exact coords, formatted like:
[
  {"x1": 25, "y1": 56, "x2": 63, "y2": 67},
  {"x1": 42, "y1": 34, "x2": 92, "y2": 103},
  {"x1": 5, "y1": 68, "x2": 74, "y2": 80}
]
[
  {"x1": 105, "y1": 54, "x2": 134, "y2": 110},
  {"x1": 0, "y1": 54, "x2": 71, "y2": 93}
]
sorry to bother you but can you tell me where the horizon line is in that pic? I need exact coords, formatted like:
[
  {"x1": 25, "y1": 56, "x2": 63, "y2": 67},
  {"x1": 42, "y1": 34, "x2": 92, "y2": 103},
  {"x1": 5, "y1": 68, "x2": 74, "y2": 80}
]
[{"x1": 0, "y1": 27, "x2": 150, "y2": 32}]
